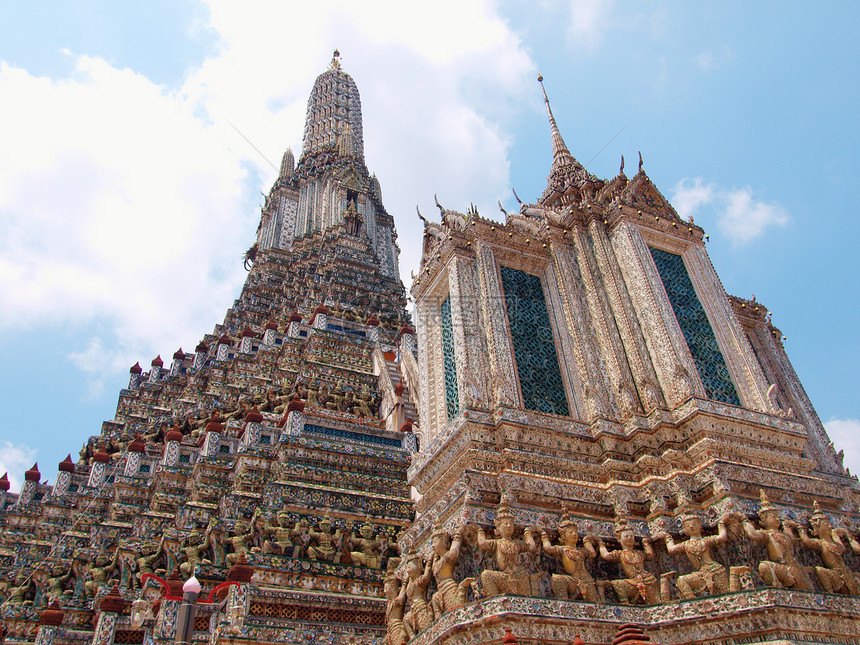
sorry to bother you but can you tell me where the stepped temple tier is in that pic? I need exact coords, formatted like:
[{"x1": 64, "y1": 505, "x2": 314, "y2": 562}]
[{"x1": 1, "y1": 55, "x2": 859, "y2": 645}]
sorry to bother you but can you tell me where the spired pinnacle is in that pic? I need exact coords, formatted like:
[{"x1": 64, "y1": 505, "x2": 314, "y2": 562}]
[
  {"x1": 537, "y1": 74, "x2": 576, "y2": 170},
  {"x1": 302, "y1": 50, "x2": 365, "y2": 162}
]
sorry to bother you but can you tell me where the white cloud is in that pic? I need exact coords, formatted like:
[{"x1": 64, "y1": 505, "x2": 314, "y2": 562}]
[
  {"x1": 695, "y1": 45, "x2": 734, "y2": 71},
  {"x1": 0, "y1": 2, "x2": 537, "y2": 391},
  {"x1": 566, "y1": 0, "x2": 614, "y2": 53},
  {"x1": 671, "y1": 178, "x2": 788, "y2": 245},
  {"x1": 0, "y1": 441, "x2": 37, "y2": 493},
  {"x1": 824, "y1": 418, "x2": 860, "y2": 478}
]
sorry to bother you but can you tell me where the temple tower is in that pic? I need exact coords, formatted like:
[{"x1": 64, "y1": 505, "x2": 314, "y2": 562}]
[{"x1": 401, "y1": 77, "x2": 860, "y2": 644}]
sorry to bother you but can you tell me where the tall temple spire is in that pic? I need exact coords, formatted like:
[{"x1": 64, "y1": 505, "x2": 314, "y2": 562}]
[
  {"x1": 301, "y1": 50, "x2": 365, "y2": 163},
  {"x1": 538, "y1": 74, "x2": 576, "y2": 170},
  {"x1": 537, "y1": 74, "x2": 599, "y2": 201}
]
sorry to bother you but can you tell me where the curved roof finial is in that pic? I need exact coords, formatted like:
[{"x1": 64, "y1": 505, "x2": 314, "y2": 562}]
[{"x1": 620, "y1": 154, "x2": 625, "y2": 175}]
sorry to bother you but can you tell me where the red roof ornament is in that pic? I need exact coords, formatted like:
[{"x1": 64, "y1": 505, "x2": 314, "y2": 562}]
[
  {"x1": 288, "y1": 311, "x2": 302, "y2": 323},
  {"x1": 287, "y1": 394, "x2": 305, "y2": 413},
  {"x1": 226, "y1": 552, "x2": 254, "y2": 583},
  {"x1": 0, "y1": 472, "x2": 10, "y2": 491},
  {"x1": 58, "y1": 454, "x2": 76, "y2": 473},
  {"x1": 195, "y1": 340, "x2": 209, "y2": 353},
  {"x1": 366, "y1": 314, "x2": 380, "y2": 326},
  {"x1": 128, "y1": 435, "x2": 146, "y2": 453},
  {"x1": 151, "y1": 355, "x2": 164, "y2": 368},
  {"x1": 129, "y1": 362, "x2": 143, "y2": 374},
  {"x1": 394, "y1": 380, "x2": 405, "y2": 397},
  {"x1": 173, "y1": 348, "x2": 185, "y2": 360},
  {"x1": 241, "y1": 326, "x2": 255, "y2": 338},
  {"x1": 99, "y1": 584, "x2": 126, "y2": 614},
  {"x1": 244, "y1": 407, "x2": 264, "y2": 423},
  {"x1": 398, "y1": 323, "x2": 415, "y2": 336},
  {"x1": 93, "y1": 450, "x2": 111, "y2": 464},
  {"x1": 218, "y1": 334, "x2": 231, "y2": 345},
  {"x1": 24, "y1": 463, "x2": 41, "y2": 482},
  {"x1": 400, "y1": 418, "x2": 414, "y2": 433},
  {"x1": 502, "y1": 628, "x2": 517, "y2": 645},
  {"x1": 205, "y1": 412, "x2": 225, "y2": 433},
  {"x1": 38, "y1": 600, "x2": 64, "y2": 626},
  {"x1": 164, "y1": 427, "x2": 183, "y2": 443},
  {"x1": 264, "y1": 318, "x2": 278, "y2": 331}
]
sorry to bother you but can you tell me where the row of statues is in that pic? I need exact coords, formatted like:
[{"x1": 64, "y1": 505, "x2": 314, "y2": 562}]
[
  {"x1": 384, "y1": 491, "x2": 860, "y2": 644},
  {"x1": 4, "y1": 510, "x2": 401, "y2": 606}
]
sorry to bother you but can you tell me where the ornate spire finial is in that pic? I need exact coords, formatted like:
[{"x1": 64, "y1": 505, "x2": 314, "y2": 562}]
[
  {"x1": 537, "y1": 74, "x2": 574, "y2": 167},
  {"x1": 620, "y1": 154, "x2": 625, "y2": 175},
  {"x1": 330, "y1": 49, "x2": 341, "y2": 70},
  {"x1": 638, "y1": 151, "x2": 644, "y2": 173}
]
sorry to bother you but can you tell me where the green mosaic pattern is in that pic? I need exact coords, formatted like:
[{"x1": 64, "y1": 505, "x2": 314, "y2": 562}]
[
  {"x1": 649, "y1": 247, "x2": 741, "y2": 405},
  {"x1": 440, "y1": 296, "x2": 460, "y2": 420},
  {"x1": 500, "y1": 266, "x2": 569, "y2": 416}
]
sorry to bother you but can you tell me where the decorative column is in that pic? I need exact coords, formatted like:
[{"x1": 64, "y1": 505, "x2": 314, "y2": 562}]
[
  {"x1": 87, "y1": 451, "x2": 110, "y2": 488},
  {"x1": 240, "y1": 327, "x2": 255, "y2": 353},
  {"x1": 54, "y1": 455, "x2": 75, "y2": 497},
  {"x1": 193, "y1": 341, "x2": 208, "y2": 370},
  {"x1": 241, "y1": 407, "x2": 264, "y2": 446},
  {"x1": 123, "y1": 436, "x2": 145, "y2": 477},
  {"x1": 128, "y1": 363, "x2": 143, "y2": 389},
  {"x1": 278, "y1": 397, "x2": 305, "y2": 439},
  {"x1": 18, "y1": 463, "x2": 40, "y2": 505},
  {"x1": 170, "y1": 349, "x2": 185, "y2": 377},
  {"x1": 448, "y1": 256, "x2": 492, "y2": 410},
  {"x1": 148, "y1": 356, "x2": 163, "y2": 383},
  {"x1": 216, "y1": 334, "x2": 232, "y2": 361},
  {"x1": 92, "y1": 585, "x2": 125, "y2": 645},
  {"x1": 287, "y1": 311, "x2": 303, "y2": 338},
  {"x1": 201, "y1": 415, "x2": 225, "y2": 457},
  {"x1": 262, "y1": 319, "x2": 279, "y2": 346},
  {"x1": 474, "y1": 242, "x2": 518, "y2": 408},
  {"x1": 162, "y1": 428, "x2": 183, "y2": 467},
  {"x1": 310, "y1": 305, "x2": 328, "y2": 330},
  {"x1": 35, "y1": 601, "x2": 64, "y2": 645}
]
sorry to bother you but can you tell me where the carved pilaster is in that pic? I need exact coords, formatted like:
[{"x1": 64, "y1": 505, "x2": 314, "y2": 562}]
[{"x1": 474, "y1": 242, "x2": 518, "y2": 408}]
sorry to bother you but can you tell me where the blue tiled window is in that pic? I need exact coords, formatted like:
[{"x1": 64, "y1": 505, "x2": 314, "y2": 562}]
[
  {"x1": 649, "y1": 248, "x2": 740, "y2": 405},
  {"x1": 440, "y1": 296, "x2": 460, "y2": 420},
  {"x1": 500, "y1": 266, "x2": 569, "y2": 416}
]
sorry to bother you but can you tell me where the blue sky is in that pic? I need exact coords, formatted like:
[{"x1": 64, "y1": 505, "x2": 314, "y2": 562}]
[{"x1": 1, "y1": 1, "x2": 858, "y2": 490}]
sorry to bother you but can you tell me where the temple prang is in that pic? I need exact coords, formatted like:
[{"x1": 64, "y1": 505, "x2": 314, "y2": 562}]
[{"x1": 2, "y1": 59, "x2": 860, "y2": 645}]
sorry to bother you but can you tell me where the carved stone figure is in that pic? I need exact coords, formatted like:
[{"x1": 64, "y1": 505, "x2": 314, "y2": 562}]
[
  {"x1": 404, "y1": 552, "x2": 434, "y2": 634},
  {"x1": 349, "y1": 523, "x2": 382, "y2": 568},
  {"x1": 307, "y1": 515, "x2": 341, "y2": 562},
  {"x1": 598, "y1": 517, "x2": 659, "y2": 604},
  {"x1": 539, "y1": 506, "x2": 599, "y2": 602},
  {"x1": 261, "y1": 511, "x2": 293, "y2": 555},
  {"x1": 136, "y1": 538, "x2": 165, "y2": 584},
  {"x1": 742, "y1": 490, "x2": 814, "y2": 591},
  {"x1": 46, "y1": 565, "x2": 74, "y2": 598},
  {"x1": 291, "y1": 519, "x2": 313, "y2": 558},
  {"x1": 180, "y1": 527, "x2": 212, "y2": 577},
  {"x1": 474, "y1": 500, "x2": 538, "y2": 597},
  {"x1": 657, "y1": 510, "x2": 747, "y2": 599},
  {"x1": 85, "y1": 550, "x2": 119, "y2": 598},
  {"x1": 383, "y1": 559, "x2": 409, "y2": 645},
  {"x1": 430, "y1": 523, "x2": 473, "y2": 615},
  {"x1": 795, "y1": 501, "x2": 860, "y2": 595},
  {"x1": 227, "y1": 516, "x2": 259, "y2": 565}
]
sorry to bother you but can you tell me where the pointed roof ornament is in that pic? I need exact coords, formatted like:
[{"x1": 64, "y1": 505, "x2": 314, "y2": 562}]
[
  {"x1": 330, "y1": 49, "x2": 341, "y2": 70},
  {"x1": 620, "y1": 154, "x2": 625, "y2": 175},
  {"x1": 638, "y1": 151, "x2": 644, "y2": 173},
  {"x1": 537, "y1": 74, "x2": 576, "y2": 170}
]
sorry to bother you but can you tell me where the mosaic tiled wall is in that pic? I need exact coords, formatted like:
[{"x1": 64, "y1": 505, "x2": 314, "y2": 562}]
[
  {"x1": 440, "y1": 295, "x2": 460, "y2": 420},
  {"x1": 649, "y1": 247, "x2": 741, "y2": 405},
  {"x1": 499, "y1": 266, "x2": 569, "y2": 416}
]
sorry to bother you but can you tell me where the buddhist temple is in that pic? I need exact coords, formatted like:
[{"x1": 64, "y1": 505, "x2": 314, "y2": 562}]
[{"x1": 1, "y1": 52, "x2": 859, "y2": 645}]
